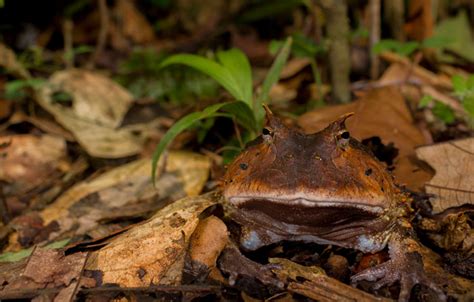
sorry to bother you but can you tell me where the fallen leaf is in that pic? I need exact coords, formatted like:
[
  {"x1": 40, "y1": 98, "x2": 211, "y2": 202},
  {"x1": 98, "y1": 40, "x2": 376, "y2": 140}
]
[
  {"x1": 112, "y1": 0, "x2": 155, "y2": 45},
  {"x1": 5, "y1": 111, "x2": 75, "y2": 141},
  {"x1": 188, "y1": 216, "x2": 228, "y2": 276},
  {"x1": 4, "y1": 151, "x2": 210, "y2": 251},
  {"x1": 42, "y1": 152, "x2": 210, "y2": 240},
  {"x1": 416, "y1": 138, "x2": 474, "y2": 213},
  {"x1": 378, "y1": 62, "x2": 463, "y2": 114},
  {"x1": 0, "y1": 134, "x2": 69, "y2": 195},
  {"x1": 85, "y1": 192, "x2": 221, "y2": 287},
  {"x1": 298, "y1": 86, "x2": 432, "y2": 190},
  {"x1": 35, "y1": 69, "x2": 148, "y2": 158},
  {"x1": 0, "y1": 43, "x2": 30, "y2": 79},
  {"x1": 23, "y1": 248, "x2": 87, "y2": 287}
]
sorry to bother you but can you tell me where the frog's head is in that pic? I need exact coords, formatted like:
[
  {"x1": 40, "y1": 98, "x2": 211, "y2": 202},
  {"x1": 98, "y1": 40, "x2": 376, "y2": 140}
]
[{"x1": 222, "y1": 108, "x2": 399, "y2": 228}]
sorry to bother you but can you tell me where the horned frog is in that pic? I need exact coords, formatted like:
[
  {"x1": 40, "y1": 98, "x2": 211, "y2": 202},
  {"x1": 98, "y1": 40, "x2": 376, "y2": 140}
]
[{"x1": 222, "y1": 108, "x2": 445, "y2": 301}]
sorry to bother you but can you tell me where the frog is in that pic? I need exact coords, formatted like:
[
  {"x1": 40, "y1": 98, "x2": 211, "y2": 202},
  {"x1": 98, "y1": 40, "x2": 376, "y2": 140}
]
[{"x1": 221, "y1": 107, "x2": 446, "y2": 302}]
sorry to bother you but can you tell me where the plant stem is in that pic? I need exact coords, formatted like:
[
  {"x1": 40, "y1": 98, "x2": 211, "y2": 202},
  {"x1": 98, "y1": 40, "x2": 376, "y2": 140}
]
[{"x1": 320, "y1": 0, "x2": 351, "y2": 103}]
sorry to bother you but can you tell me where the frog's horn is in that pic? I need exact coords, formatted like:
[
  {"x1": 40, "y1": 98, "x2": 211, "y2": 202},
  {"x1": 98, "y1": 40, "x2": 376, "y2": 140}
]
[
  {"x1": 262, "y1": 104, "x2": 287, "y2": 131},
  {"x1": 320, "y1": 112, "x2": 354, "y2": 136},
  {"x1": 331, "y1": 112, "x2": 354, "y2": 130}
]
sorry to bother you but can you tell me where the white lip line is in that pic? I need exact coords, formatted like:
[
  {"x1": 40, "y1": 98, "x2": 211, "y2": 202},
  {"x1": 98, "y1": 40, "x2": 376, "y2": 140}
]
[{"x1": 228, "y1": 196, "x2": 384, "y2": 213}]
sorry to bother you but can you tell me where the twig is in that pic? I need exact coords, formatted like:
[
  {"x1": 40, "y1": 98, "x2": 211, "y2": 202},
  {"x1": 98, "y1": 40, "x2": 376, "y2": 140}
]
[
  {"x1": 369, "y1": 0, "x2": 381, "y2": 79},
  {"x1": 63, "y1": 19, "x2": 73, "y2": 69},
  {"x1": 88, "y1": 0, "x2": 109, "y2": 69}
]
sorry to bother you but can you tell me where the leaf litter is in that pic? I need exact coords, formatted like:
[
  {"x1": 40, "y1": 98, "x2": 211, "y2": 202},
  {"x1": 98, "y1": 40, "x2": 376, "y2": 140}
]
[{"x1": 1, "y1": 5, "x2": 474, "y2": 301}]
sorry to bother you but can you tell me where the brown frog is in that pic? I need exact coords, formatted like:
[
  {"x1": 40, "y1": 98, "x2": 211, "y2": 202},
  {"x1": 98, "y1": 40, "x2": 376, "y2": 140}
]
[{"x1": 222, "y1": 108, "x2": 445, "y2": 302}]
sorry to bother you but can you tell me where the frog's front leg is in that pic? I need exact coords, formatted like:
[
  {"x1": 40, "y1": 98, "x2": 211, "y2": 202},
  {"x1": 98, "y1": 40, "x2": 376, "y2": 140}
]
[{"x1": 351, "y1": 219, "x2": 446, "y2": 302}]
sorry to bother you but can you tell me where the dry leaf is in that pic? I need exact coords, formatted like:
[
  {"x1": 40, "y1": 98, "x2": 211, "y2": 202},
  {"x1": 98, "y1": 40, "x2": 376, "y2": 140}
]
[
  {"x1": 4, "y1": 151, "x2": 210, "y2": 251},
  {"x1": 298, "y1": 86, "x2": 432, "y2": 190},
  {"x1": 23, "y1": 248, "x2": 87, "y2": 286},
  {"x1": 0, "y1": 134, "x2": 69, "y2": 195},
  {"x1": 35, "y1": 69, "x2": 147, "y2": 158},
  {"x1": 0, "y1": 43, "x2": 30, "y2": 79},
  {"x1": 416, "y1": 138, "x2": 474, "y2": 213},
  {"x1": 112, "y1": 0, "x2": 155, "y2": 45},
  {"x1": 188, "y1": 216, "x2": 228, "y2": 272},
  {"x1": 85, "y1": 192, "x2": 221, "y2": 287},
  {"x1": 378, "y1": 62, "x2": 463, "y2": 113}
]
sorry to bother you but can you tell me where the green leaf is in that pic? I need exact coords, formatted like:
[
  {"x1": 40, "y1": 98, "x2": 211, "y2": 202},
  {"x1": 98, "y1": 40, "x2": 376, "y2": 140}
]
[
  {"x1": 422, "y1": 35, "x2": 451, "y2": 49},
  {"x1": 5, "y1": 78, "x2": 46, "y2": 99},
  {"x1": 432, "y1": 10, "x2": 474, "y2": 62},
  {"x1": 463, "y1": 96, "x2": 474, "y2": 117},
  {"x1": 0, "y1": 239, "x2": 70, "y2": 263},
  {"x1": 217, "y1": 49, "x2": 253, "y2": 107},
  {"x1": 269, "y1": 40, "x2": 284, "y2": 55},
  {"x1": 151, "y1": 102, "x2": 232, "y2": 184},
  {"x1": 160, "y1": 54, "x2": 244, "y2": 101},
  {"x1": 221, "y1": 101, "x2": 257, "y2": 132},
  {"x1": 432, "y1": 102, "x2": 456, "y2": 124},
  {"x1": 452, "y1": 75, "x2": 467, "y2": 92},
  {"x1": 467, "y1": 75, "x2": 474, "y2": 90},
  {"x1": 372, "y1": 39, "x2": 400, "y2": 54},
  {"x1": 418, "y1": 95, "x2": 433, "y2": 108},
  {"x1": 397, "y1": 41, "x2": 420, "y2": 57},
  {"x1": 256, "y1": 37, "x2": 292, "y2": 126},
  {"x1": 372, "y1": 39, "x2": 419, "y2": 56}
]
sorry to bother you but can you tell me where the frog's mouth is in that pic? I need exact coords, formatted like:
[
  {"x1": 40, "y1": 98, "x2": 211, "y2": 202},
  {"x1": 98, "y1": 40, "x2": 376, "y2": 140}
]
[
  {"x1": 229, "y1": 196, "x2": 385, "y2": 229},
  {"x1": 228, "y1": 195, "x2": 384, "y2": 214},
  {"x1": 229, "y1": 196, "x2": 384, "y2": 220}
]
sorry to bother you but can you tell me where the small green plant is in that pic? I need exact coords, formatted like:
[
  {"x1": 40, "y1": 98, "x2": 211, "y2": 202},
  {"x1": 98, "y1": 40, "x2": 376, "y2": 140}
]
[
  {"x1": 63, "y1": 45, "x2": 93, "y2": 66},
  {"x1": 116, "y1": 48, "x2": 219, "y2": 104},
  {"x1": 151, "y1": 37, "x2": 293, "y2": 183},
  {"x1": 418, "y1": 74, "x2": 474, "y2": 126},
  {"x1": 4, "y1": 78, "x2": 45, "y2": 100},
  {"x1": 419, "y1": 95, "x2": 456, "y2": 124},
  {"x1": 372, "y1": 36, "x2": 448, "y2": 57},
  {"x1": 270, "y1": 33, "x2": 326, "y2": 107},
  {"x1": 452, "y1": 74, "x2": 474, "y2": 118}
]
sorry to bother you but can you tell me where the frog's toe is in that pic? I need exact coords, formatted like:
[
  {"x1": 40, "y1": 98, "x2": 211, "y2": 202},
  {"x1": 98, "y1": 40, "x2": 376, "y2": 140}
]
[{"x1": 351, "y1": 251, "x2": 446, "y2": 302}]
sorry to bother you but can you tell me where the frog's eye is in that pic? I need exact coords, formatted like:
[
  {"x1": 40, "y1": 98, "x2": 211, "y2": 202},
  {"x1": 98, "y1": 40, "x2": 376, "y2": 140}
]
[
  {"x1": 262, "y1": 127, "x2": 273, "y2": 142},
  {"x1": 336, "y1": 130, "x2": 350, "y2": 148}
]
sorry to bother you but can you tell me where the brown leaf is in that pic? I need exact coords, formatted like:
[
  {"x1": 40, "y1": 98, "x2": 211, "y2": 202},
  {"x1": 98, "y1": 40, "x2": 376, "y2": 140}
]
[
  {"x1": 35, "y1": 69, "x2": 144, "y2": 158},
  {"x1": 416, "y1": 138, "x2": 474, "y2": 213},
  {"x1": 188, "y1": 216, "x2": 228, "y2": 273},
  {"x1": 23, "y1": 248, "x2": 87, "y2": 287},
  {"x1": 298, "y1": 86, "x2": 432, "y2": 190},
  {"x1": 0, "y1": 134, "x2": 69, "y2": 195},
  {"x1": 112, "y1": 0, "x2": 155, "y2": 45},
  {"x1": 0, "y1": 43, "x2": 30, "y2": 79},
  {"x1": 41, "y1": 152, "x2": 209, "y2": 242},
  {"x1": 85, "y1": 192, "x2": 221, "y2": 287}
]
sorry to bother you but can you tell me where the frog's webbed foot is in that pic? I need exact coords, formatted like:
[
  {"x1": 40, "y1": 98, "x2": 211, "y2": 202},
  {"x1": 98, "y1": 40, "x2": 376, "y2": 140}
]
[{"x1": 351, "y1": 235, "x2": 446, "y2": 302}]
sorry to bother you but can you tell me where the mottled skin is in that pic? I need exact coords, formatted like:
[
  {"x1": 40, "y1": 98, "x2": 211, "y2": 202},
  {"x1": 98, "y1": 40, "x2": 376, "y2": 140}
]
[{"x1": 222, "y1": 109, "x2": 445, "y2": 302}]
